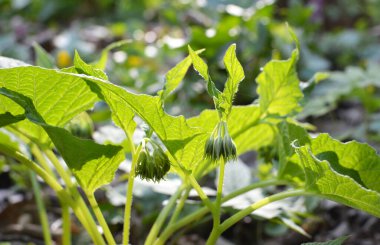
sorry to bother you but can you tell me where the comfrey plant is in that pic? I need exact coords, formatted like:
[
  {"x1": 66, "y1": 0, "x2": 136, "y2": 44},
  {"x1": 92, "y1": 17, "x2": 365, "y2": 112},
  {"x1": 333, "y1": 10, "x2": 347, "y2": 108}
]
[{"x1": 0, "y1": 29, "x2": 379, "y2": 245}]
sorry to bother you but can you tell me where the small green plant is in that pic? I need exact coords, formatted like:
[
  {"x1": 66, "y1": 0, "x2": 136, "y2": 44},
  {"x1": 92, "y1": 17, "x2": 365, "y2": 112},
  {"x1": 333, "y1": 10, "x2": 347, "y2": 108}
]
[{"x1": 0, "y1": 28, "x2": 379, "y2": 245}]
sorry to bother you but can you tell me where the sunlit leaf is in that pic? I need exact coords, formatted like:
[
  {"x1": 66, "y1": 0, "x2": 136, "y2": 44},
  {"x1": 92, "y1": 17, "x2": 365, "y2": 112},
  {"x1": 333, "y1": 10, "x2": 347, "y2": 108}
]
[
  {"x1": 294, "y1": 134, "x2": 380, "y2": 218},
  {"x1": 222, "y1": 44, "x2": 245, "y2": 117},
  {"x1": 0, "y1": 87, "x2": 124, "y2": 193},
  {"x1": 256, "y1": 49, "x2": 302, "y2": 116},
  {"x1": 159, "y1": 49, "x2": 204, "y2": 102}
]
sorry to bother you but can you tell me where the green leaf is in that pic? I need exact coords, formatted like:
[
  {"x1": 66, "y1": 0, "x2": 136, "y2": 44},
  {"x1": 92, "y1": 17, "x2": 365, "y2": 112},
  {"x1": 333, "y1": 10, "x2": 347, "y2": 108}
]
[
  {"x1": 0, "y1": 62, "x2": 202, "y2": 171},
  {"x1": 60, "y1": 54, "x2": 205, "y2": 170},
  {"x1": 159, "y1": 49, "x2": 204, "y2": 102},
  {"x1": 33, "y1": 43, "x2": 55, "y2": 69},
  {"x1": 0, "y1": 112, "x2": 25, "y2": 127},
  {"x1": 84, "y1": 80, "x2": 204, "y2": 170},
  {"x1": 222, "y1": 44, "x2": 245, "y2": 117},
  {"x1": 301, "y1": 236, "x2": 350, "y2": 245},
  {"x1": 73, "y1": 52, "x2": 136, "y2": 139},
  {"x1": 0, "y1": 66, "x2": 99, "y2": 143},
  {"x1": 188, "y1": 45, "x2": 221, "y2": 100},
  {"x1": 277, "y1": 121, "x2": 310, "y2": 181},
  {"x1": 294, "y1": 134, "x2": 380, "y2": 218},
  {"x1": 256, "y1": 49, "x2": 303, "y2": 116},
  {"x1": 0, "y1": 87, "x2": 124, "y2": 193},
  {"x1": 74, "y1": 51, "x2": 108, "y2": 80}
]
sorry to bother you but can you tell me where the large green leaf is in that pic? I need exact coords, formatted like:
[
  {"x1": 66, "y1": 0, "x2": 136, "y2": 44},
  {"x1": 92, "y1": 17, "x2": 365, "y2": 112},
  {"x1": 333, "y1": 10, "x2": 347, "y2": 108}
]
[
  {"x1": 73, "y1": 53, "x2": 136, "y2": 139},
  {"x1": 0, "y1": 87, "x2": 124, "y2": 193},
  {"x1": 0, "y1": 66, "x2": 99, "y2": 143},
  {"x1": 0, "y1": 62, "x2": 203, "y2": 171},
  {"x1": 294, "y1": 134, "x2": 380, "y2": 218},
  {"x1": 83, "y1": 80, "x2": 204, "y2": 170},
  {"x1": 256, "y1": 49, "x2": 303, "y2": 116},
  {"x1": 158, "y1": 49, "x2": 204, "y2": 102},
  {"x1": 222, "y1": 44, "x2": 245, "y2": 117}
]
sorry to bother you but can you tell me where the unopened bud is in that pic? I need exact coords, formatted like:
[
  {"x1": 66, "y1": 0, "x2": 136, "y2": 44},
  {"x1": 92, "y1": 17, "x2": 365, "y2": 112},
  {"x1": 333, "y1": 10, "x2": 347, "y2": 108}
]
[{"x1": 135, "y1": 140, "x2": 171, "y2": 182}]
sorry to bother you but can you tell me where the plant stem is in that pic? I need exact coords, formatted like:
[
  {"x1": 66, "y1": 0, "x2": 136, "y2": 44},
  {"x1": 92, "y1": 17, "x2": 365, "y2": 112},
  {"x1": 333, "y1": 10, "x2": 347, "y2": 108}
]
[
  {"x1": 155, "y1": 179, "x2": 286, "y2": 244},
  {"x1": 208, "y1": 159, "x2": 226, "y2": 242},
  {"x1": 206, "y1": 189, "x2": 307, "y2": 244},
  {"x1": 29, "y1": 170, "x2": 53, "y2": 245},
  {"x1": 167, "y1": 186, "x2": 191, "y2": 226},
  {"x1": 31, "y1": 144, "x2": 56, "y2": 177},
  {"x1": 61, "y1": 202, "x2": 71, "y2": 245},
  {"x1": 88, "y1": 193, "x2": 116, "y2": 245},
  {"x1": 31, "y1": 144, "x2": 72, "y2": 244},
  {"x1": 44, "y1": 148, "x2": 74, "y2": 188},
  {"x1": 0, "y1": 144, "x2": 105, "y2": 245},
  {"x1": 42, "y1": 146, "x2": 103, "y2": 243},
  {"x1": 145, "y1": 184, "x2": 186, "y2": 245},
  {"x1": 123, "y1": 144, "x2": 141, "y2": 245},
  {"x1": 188, "y1": 175, "x2": 215, "y2": 213}
]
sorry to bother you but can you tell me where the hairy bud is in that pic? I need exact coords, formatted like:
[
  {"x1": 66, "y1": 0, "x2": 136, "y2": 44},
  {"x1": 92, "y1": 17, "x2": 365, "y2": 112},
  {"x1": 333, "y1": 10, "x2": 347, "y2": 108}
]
[
  {"x1": 204, "y1": 121, "x2": 237, "y2": 162},
  {"x1": 135, "y1": 139, "x2": 171, "y2": 182}
]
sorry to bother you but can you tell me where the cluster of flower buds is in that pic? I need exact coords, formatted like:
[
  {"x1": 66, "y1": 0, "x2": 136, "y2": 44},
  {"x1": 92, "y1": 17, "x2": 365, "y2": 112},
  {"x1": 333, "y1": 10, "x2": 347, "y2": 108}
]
[
  {"x1": 135, "y1": 139, "x2": 171, "y2": 182},
  {"x1": 204, "y1": 120, "x2": 237, "y2": 162}
]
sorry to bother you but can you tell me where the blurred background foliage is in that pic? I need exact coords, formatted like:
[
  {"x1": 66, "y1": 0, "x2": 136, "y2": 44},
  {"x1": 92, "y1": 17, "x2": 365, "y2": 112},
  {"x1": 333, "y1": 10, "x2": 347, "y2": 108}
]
[
  {"x1": 1, "y1": 0, "x2": 380, "y2": 244},
  {"x1": 1, "y1": 0, "x2": 380, "y2": 120}
]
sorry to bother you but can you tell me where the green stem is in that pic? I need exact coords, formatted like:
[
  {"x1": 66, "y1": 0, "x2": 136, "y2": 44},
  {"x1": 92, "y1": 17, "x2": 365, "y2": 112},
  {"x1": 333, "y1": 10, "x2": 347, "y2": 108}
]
[
  {"x1": 123, "y1": 144, "x2": 141, "y2": 245},
  {"x1": 88, "y1": 193, "x2": 116, "y2": 245},
  {"x1": 145, "y1": 184, "x2": 186, "y2": 245},
  {"x1": 30, "y1": 144, "x2": 56, "y2": 177},
  {"x1": 155, "y1": 179, "x2": 286, "y2": 244},
  {"x1": 31, "y1": 144, "x2": 71, "y2": 244},
  {"x1": 0, "y1": 144, "x2": 105, "y2": 245},
  {"x1": 42, "y1": 146, "x2": 102, "y2": 244},
  {"x1": 44, "y1": 148, "x2": 74, "y2": 189},
  {"x1": 209, "y1": 159, "x2": 225, "y2": 241},
  {"x1": 31, "y1": 144, "x2": 71, "y2": 245},
  {"x1": 61, "y1": 202, "x2": 71, "y2": 245},
  {"x1": 188, "y1": 175, "x2": 215, "y2": 214},
  {"x1": 29, "y1": 170, "x2": 53, "y2": 245},
  {"x1": 167, "y1": 186, "x2": 191, "y2": 226},
  {"x1": 206, "y1": 189, "x2": 307, "y2": 245}
]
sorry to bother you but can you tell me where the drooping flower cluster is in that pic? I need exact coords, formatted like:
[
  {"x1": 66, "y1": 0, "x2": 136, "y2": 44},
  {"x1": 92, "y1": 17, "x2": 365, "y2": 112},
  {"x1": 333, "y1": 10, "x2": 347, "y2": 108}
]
[
  {"x1": 204, "y1": 121, "x2": 237, "y2": 162},
  {"x1": 135, "y1": 139, "x2": 171, "y2": 182}
]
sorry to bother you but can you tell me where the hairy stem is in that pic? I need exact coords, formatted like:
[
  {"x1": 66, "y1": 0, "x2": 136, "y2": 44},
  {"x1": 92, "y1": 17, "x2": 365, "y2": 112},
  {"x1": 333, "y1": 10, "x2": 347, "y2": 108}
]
[
  {"x1": 31, "y1": 145, "x2": 72, "y2": 244},
  {"x1": 188, "y1": 175, "x2": 215, "y2": 214},
  {"x1": 43, "y1": 146, "x2": 103, "y2": 244},
  {"x1": 0, "y1": 144, "x2": 105, "y2": 244},
  {"x1": 123, "y1": 143, "x2": 141, "y2": 245},
  {"x1": 206, "y1": 189, "x2": 307, "y2": 244},
  {"x1": 208, "y1": 159, "x2": 225, "y2": 242},
  {"x1": 88, "y1": 193, "x2": 116, "y2": 245},
  {"x1": 155, "y1": 179, "x2": 286, "y2": 244}
]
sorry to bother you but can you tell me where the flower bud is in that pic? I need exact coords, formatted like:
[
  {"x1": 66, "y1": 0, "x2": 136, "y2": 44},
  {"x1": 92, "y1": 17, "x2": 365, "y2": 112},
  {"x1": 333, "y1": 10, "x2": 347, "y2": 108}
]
[
  {"x1": 204, "y1": 121, "x2": 237, "y2": 162},
  {"x1": 204, "y1": 137, "x2": 214, "y2": 158},
  {"x1": 135, "y1": 140, "x2": 171, "y2": 182}
]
